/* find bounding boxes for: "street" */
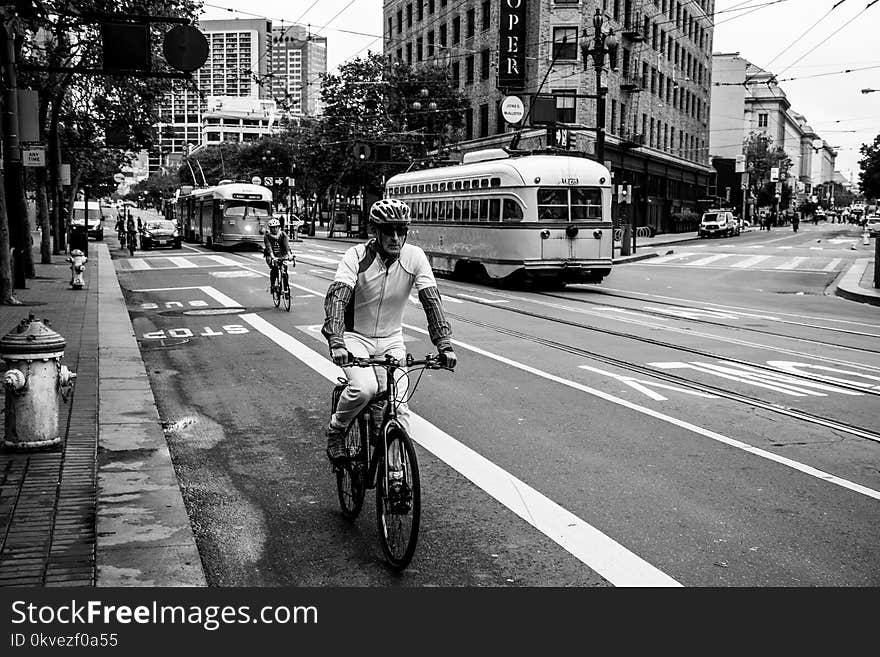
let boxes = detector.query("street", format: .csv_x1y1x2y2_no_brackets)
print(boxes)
110,221,880,586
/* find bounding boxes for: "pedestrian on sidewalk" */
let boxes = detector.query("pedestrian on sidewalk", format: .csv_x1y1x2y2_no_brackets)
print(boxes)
792,212,799,232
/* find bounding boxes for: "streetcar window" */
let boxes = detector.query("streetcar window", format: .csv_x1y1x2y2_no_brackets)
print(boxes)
224,202,247,216
462,180,470,190
431,201,438,221
438,201,447,221
471,199,480,221
537,188,569,221
571,187,603,220
440,183,447,191
503,199,524,222
460,199,471,220
489,198,501,221
418,185,424,193
472,179,480,189
480,179,489,188
432,183,439,192
490,177,501,187
480,198,489,221
248,202,271,217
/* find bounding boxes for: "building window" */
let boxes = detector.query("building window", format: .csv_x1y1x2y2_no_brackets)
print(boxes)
479,103,489,138
417,37,423,61
439,23,447,47
429,0,435,14
465,54,474,84
467,8,475,38
406,42,412,64
418,1,424,21
482,1,490,30
451,61,460,86
553,89,576,123
480,48,490,80
427,30,435,57
407,3,413,28
758,113,768,128
396,9,402,33
465,106,473,140
552,27,578,60
453,16,461,44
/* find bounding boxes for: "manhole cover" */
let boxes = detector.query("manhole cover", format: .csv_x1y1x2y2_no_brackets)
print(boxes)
182,307,245,316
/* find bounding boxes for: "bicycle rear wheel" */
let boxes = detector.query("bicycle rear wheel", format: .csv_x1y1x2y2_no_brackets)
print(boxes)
281,269,291,312
376,428,421,570
336,415,368,519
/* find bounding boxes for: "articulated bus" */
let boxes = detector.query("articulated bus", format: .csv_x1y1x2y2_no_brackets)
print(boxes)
385,149,613,286
175,181,273,249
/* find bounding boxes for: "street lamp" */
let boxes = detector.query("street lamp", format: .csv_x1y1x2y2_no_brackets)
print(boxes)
581,9,618,164
410,87,439,153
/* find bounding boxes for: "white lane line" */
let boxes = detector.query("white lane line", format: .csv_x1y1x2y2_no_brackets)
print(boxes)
823,258,842,271
131,285,241,308
168,257,197,268
731,255,771,269
457,294,509,304
778,246,793,250
775,257,807,270
401,324,880,503
687,253,737,267
744,245,764,249
240,312,680,587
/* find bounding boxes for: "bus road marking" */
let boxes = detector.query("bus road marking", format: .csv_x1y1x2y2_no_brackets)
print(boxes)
579,365,719,401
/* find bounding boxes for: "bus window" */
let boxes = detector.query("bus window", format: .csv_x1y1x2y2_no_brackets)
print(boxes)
480,198,489,221
537,188,569,221
571,187,603,220
503,199,524,222
224,202,247,217
489,198,500,221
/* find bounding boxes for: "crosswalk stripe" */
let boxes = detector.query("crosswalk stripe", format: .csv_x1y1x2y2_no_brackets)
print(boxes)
650,252,694,264
686,253,737,266
125,259,150,270
731,255,771,268
168,257,196,268
207,255,240,265
775,257,807,270
778,246,793,250
823,258,842,271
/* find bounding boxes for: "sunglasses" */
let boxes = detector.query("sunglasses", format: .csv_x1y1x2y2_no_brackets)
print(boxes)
378,225,409,237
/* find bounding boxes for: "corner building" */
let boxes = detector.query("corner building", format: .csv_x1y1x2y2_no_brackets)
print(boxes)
383,0,715,233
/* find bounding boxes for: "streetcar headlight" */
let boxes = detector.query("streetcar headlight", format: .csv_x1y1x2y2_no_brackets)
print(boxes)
593,229,602,239
540,229,550,239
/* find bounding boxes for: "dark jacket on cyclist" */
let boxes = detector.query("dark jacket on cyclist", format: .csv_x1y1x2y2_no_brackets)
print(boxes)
263,229,292,261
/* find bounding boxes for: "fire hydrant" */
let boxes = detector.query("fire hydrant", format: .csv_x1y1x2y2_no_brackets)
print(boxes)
0,315,76,449
67,249,87,289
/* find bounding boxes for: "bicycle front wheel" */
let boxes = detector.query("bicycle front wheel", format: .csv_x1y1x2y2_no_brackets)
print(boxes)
376,428,421,570
281,270,291,312
271,276,281,308
336,415,368,520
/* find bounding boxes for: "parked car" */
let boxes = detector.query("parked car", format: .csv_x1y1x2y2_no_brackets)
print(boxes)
140,219,181,249
866,215,880,237
698,210,739,238
71,200,107,240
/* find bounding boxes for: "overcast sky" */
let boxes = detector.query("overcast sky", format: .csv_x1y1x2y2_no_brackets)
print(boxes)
200,0,879,181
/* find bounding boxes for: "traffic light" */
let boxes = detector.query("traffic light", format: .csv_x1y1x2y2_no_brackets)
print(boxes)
352,142,396,163
617,184,631,204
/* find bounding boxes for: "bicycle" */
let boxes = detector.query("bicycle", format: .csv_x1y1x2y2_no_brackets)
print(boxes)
126,230,137,257
269,256,294,311
331,353,452,570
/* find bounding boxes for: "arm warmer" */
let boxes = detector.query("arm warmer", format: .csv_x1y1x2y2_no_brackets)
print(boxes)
322,281,353,350
418,286,453,351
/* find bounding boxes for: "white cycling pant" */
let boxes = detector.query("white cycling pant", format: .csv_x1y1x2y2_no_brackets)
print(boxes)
330,331,411,435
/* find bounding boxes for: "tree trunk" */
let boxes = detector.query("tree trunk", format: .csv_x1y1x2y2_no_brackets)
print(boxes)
35,167,51,263
0,168,19,304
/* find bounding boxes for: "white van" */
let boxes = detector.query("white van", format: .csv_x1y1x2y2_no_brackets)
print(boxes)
698,210,739,238
71,201,107,240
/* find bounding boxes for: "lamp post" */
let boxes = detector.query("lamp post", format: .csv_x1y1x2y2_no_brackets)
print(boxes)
410,87,438,156
581,9,618,164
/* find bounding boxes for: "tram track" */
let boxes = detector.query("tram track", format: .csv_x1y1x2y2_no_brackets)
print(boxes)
203,247,880,441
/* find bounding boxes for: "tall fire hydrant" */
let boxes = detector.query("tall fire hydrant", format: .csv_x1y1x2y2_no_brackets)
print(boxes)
1,315,76,449
67,249,87,289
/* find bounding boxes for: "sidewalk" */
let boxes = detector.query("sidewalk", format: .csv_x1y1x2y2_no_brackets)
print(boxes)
835,258,880,307
0,240,205,587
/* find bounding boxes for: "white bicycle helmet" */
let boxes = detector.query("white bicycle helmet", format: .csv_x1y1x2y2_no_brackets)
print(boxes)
369,198,411,225
267,218,280,228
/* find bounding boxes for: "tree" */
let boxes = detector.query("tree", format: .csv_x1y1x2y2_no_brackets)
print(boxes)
858,134,880,200
744,132,791,209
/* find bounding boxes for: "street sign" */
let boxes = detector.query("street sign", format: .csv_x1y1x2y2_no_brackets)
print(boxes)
113,173,125,183
555,128,570,149
263,176,273,187
734,155,746,173
60,164,70,185
21,147,45,167
500,95,525,124
163,25,209,73
251,176,261,185
770,167,779,182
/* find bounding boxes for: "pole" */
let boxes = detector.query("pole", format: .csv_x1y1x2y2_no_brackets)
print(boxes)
595,67,605,164
1,17,26,287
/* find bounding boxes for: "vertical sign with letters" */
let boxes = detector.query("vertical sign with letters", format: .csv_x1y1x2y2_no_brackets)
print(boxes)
498,0,526,90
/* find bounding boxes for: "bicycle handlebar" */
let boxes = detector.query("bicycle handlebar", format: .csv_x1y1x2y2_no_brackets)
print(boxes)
347,353,452,371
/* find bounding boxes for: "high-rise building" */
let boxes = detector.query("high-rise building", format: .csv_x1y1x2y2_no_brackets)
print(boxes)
383,0,715,233
151,18,272,174
270,24,327,118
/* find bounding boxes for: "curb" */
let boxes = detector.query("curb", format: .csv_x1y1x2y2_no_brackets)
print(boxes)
613,251,660,264
95,243,207,586
834,258,880,307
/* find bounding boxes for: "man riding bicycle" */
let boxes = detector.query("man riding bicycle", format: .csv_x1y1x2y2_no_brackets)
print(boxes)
263,217,293,292
321,198,457,473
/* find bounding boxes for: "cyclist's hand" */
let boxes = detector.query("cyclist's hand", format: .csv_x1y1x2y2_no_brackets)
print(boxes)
331,347,351,367
438,349,457,370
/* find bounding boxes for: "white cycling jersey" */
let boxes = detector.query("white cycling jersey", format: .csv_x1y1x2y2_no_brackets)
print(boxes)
331,240,437,339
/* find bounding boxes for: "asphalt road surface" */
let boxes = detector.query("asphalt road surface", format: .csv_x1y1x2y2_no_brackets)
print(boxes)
110,221,880,586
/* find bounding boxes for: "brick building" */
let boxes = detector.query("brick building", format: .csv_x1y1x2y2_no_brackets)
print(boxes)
382,0,715,233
